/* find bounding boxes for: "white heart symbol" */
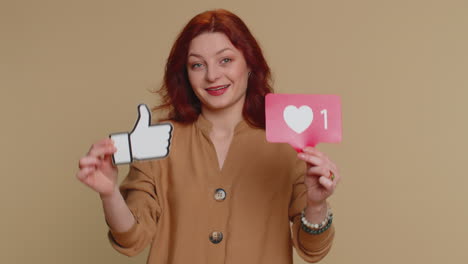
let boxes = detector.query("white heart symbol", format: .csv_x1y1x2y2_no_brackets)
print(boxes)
283,105,313,134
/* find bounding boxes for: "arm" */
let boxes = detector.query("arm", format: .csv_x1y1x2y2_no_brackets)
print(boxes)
289,161,335,263
100,187,135,234
76,138,162,256
106,161,162,257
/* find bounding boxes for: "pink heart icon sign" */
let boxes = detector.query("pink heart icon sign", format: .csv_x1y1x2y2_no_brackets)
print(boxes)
265,94,342,151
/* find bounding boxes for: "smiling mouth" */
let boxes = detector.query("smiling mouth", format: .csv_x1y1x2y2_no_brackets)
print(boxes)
206,84,230,91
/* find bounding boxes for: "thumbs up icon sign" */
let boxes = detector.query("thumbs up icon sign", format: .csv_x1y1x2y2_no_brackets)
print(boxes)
110,104,173,165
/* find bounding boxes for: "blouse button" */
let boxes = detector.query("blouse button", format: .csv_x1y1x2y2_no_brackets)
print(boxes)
209,231,223,244
214,188,226,201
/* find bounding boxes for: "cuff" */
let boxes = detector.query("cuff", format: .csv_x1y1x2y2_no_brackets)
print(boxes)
107,208,140,248
298,223,335,254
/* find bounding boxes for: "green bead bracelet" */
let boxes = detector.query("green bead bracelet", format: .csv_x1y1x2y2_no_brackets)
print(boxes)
301,213,333,235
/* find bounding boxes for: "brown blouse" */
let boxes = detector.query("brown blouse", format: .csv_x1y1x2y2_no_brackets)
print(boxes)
106,115,334,264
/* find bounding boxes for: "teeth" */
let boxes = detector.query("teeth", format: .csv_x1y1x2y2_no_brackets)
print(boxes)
208,85,229,91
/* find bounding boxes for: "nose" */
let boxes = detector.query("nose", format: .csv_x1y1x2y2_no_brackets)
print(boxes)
205,65,221,82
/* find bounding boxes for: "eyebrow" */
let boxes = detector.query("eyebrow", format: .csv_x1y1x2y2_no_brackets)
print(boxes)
188,48,233,59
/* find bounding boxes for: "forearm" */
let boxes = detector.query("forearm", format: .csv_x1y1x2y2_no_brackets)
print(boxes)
304,200,328,223
292,200,335,263
100,187,136,233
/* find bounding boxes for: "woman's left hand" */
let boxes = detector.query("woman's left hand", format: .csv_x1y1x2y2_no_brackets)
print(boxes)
297,147,340,206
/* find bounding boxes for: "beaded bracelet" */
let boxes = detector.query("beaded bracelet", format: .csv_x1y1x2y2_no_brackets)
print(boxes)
300,208,333,235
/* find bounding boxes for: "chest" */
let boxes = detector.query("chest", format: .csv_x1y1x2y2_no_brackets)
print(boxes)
210,134,233,170
160,126,298,201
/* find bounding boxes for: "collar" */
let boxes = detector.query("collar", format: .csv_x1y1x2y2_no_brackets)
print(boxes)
195,114,250,136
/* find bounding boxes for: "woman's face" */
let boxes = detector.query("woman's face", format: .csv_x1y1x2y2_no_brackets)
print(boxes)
187,32,250,113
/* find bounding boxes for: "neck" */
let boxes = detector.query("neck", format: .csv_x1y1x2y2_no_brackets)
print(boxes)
201,103,244,136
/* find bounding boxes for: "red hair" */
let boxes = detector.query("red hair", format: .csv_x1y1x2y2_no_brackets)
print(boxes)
155,9,273,129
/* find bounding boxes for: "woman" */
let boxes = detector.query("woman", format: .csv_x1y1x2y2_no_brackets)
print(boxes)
76,9,340,264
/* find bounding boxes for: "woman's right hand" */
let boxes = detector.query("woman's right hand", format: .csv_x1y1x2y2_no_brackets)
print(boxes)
76,138,119,198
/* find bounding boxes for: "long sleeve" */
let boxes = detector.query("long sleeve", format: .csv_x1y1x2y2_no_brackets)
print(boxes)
101,118,336,264
107,160,162,257
289,158,335,263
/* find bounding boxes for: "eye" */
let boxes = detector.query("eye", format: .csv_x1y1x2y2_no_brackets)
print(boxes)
190,63,203,69
221,58,232,64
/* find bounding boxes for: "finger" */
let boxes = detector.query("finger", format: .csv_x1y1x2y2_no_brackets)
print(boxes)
298,153,323,167
134,104,151,131
102,154,117,169
329,162,338,174
307,166,329,177
79,156,101,169
330,169,341,185
76,167,95,181
88,144,117,158
302,147,326,158
318,176,334,192
88,138,114,152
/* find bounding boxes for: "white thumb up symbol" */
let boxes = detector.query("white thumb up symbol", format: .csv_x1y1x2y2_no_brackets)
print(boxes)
110,104,173,165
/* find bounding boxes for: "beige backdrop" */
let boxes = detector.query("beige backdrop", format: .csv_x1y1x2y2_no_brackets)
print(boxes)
1,0,467,263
